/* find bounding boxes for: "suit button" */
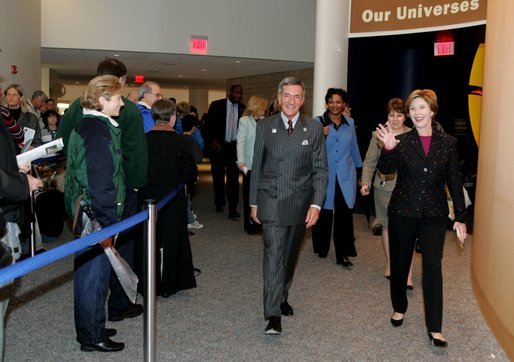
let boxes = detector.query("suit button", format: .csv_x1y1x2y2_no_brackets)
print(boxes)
423,168,428,172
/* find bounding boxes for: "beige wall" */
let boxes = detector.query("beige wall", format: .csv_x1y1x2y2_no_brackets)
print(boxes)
472,1,514,359
0,0,41,96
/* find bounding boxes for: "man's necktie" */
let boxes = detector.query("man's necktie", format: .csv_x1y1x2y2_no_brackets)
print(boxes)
228,105,236,141
287,120,293,136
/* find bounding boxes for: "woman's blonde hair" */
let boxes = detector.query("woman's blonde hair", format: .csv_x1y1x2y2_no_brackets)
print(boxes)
243,95,268,118
81,75,123,111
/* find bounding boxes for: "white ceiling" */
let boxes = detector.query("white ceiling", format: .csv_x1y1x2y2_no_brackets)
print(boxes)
42,48,314,89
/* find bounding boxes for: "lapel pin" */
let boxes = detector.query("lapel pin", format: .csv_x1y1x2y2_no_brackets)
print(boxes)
303,127,307,132
272,128,277,133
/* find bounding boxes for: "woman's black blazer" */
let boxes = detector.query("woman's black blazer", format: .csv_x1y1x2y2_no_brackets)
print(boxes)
377,128,466,223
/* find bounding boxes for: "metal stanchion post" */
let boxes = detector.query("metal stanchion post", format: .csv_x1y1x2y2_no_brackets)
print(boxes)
144,200,157,362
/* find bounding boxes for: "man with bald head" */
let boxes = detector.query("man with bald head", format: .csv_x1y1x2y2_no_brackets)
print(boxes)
137,81,163,133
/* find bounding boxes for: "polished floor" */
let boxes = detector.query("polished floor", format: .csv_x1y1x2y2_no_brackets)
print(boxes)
4,167,508,361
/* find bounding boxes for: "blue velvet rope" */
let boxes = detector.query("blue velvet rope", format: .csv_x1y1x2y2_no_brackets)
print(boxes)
0,184,184,286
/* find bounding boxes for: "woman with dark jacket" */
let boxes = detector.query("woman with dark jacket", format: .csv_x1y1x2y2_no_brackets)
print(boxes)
376,89,467,348
64,75,126,352
138,99,197,297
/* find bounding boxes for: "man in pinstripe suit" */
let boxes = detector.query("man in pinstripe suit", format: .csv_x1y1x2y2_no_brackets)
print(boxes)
249,77,328,335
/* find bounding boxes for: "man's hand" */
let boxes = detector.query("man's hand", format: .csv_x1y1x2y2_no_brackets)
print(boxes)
250,206,261,224
99,236,113,249
305,207,320,228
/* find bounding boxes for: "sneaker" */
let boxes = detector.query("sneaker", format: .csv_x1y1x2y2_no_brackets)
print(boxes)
187,221,204,229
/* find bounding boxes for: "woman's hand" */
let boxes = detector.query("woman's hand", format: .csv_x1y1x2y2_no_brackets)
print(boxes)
453,221,467,247
237,162,245,172
18,160,31,173
360,184,370,196
376,124,400,151
323,126,329,136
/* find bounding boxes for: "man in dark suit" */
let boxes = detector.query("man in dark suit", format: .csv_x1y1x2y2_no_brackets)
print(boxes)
249,77,328,335
205,85,245,219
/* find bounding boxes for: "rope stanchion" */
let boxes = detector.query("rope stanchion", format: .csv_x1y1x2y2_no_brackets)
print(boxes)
0,184,184,286
144,200,157,362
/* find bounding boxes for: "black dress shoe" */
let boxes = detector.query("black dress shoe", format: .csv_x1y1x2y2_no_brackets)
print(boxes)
105,328,117,337
228,211,241,219
215,207,224,213
427,331,448,348
265,316,282,335
280,301,294,316
80,338,125,352
339,257,353,268
108,304,144,322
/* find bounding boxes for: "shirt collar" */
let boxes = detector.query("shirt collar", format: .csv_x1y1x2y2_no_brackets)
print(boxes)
281,112,300,128
138,101,151,109
83,108,119,127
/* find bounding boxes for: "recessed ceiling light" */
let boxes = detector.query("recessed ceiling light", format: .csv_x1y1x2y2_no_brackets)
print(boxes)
178,75,183,78
113,54,119,57
201,69,207,72
75,81,80,84
235,60,241,64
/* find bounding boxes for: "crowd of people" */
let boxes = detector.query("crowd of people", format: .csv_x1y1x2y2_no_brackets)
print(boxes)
0,60,470,355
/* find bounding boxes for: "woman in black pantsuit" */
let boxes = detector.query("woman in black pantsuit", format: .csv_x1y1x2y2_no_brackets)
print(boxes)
376,89,467,348
138,99,197,297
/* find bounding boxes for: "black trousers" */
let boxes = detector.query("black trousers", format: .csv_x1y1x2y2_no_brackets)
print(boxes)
389,214,447,332
312,181,356,263
209,141,239,213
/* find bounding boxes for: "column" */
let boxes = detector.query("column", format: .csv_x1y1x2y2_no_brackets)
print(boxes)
472,1,514,359
312,0,351,117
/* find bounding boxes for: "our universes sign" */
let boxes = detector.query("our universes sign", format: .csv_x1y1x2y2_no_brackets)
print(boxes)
350,0,487,37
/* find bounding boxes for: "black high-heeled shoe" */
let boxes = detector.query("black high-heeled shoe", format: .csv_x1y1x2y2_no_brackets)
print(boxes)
427,331,448,348
390,314,403,327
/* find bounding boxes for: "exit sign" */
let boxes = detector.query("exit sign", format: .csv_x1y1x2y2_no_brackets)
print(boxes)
190,36,208,55
434,41,454,56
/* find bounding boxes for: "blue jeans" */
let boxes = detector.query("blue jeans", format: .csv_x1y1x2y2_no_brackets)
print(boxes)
74,246,111,344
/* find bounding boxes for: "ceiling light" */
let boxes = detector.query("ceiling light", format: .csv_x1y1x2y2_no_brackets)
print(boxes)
235,60,241,64
201,69,207,72
178,75,183,78
113,54,119,57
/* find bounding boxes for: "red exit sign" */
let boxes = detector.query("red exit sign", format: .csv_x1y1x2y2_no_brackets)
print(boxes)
190,36,208,55
434,41,455,56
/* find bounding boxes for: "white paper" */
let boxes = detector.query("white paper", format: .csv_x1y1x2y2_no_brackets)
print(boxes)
21,127,36,153
16,138,64,163
104,246,139,304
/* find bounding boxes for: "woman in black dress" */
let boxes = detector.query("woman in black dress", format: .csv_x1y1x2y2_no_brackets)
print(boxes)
138,99,197,297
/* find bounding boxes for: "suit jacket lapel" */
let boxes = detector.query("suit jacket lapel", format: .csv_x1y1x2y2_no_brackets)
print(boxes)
426,129,443,161
281,115,309,154
405,129,426,160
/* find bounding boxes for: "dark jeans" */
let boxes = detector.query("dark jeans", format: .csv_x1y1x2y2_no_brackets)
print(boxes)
389,215,447,332
74,246,111,344
209,141,239,213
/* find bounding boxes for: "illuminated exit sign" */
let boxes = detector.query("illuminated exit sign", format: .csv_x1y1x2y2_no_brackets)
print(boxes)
434,41,455,56
190,36,208,55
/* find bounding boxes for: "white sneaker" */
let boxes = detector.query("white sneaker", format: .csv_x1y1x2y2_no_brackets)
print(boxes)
187,221,204,229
